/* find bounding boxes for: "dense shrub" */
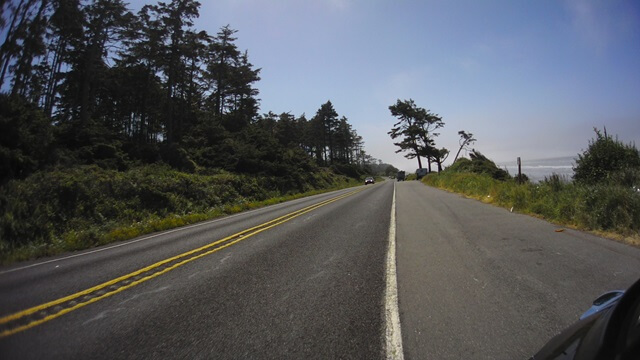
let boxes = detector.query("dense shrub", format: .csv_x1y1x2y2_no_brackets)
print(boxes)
0,94,54,183
425,143,640,237
330,163,365,179
424,171,639,236
0,165,356,262
447,150,511,181
577,185,640,232
160,144,197,173
574,129,640,186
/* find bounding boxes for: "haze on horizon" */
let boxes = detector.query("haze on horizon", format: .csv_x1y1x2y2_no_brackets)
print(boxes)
127,0,640,172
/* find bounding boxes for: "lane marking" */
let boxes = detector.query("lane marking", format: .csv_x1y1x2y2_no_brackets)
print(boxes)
0,189,364,337
0,188,354,276
385,183,404,359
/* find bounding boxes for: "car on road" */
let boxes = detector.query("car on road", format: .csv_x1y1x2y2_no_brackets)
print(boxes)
416,168,428,180
364,177,375,185
531,276,640,360
396,171,405,181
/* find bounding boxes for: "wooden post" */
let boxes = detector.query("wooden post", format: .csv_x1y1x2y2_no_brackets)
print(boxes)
517,157,522,184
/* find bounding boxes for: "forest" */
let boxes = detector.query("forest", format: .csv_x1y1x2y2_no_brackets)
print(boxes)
0,0,381,180
0,0,397,262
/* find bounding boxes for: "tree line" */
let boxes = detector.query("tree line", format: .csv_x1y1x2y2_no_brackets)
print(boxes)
0,0,371,185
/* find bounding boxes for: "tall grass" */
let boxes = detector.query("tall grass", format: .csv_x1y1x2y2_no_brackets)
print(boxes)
424,172,640,240
0,164,360,263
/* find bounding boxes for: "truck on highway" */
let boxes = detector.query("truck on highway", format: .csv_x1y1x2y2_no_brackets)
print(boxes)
396,171,406,181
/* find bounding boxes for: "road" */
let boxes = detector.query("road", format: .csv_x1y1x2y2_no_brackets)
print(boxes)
395,181,640,359
1,180,640,359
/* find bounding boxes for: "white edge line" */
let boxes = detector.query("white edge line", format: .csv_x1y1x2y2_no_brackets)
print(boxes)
0,188,353,276
385,183,404,359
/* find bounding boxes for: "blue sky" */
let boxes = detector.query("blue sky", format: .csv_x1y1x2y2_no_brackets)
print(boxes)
129,0,640,171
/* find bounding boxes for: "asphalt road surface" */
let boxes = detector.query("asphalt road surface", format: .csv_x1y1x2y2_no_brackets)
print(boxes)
2,180,640,359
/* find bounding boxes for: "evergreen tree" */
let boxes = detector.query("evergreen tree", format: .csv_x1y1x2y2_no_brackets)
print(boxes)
39,0,84,117
204,26,260,132
311,101,339,165
7,0,49,99
388,99,445,171
333,116,353,164
0,3,367,181
275,112,299,148
142,0,201,144
53,0,131,152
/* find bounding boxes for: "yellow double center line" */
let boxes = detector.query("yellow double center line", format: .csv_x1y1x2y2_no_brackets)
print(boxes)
0,188,363,338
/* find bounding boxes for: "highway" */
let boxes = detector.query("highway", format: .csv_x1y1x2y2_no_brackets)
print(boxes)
395,181,640,359
1,180,640,359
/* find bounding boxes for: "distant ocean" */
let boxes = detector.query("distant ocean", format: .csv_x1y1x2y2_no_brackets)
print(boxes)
497,156,576,183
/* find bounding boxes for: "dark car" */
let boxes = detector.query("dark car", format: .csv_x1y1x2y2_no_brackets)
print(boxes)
364,177,375,185
532,276,640,360
396,171,405,181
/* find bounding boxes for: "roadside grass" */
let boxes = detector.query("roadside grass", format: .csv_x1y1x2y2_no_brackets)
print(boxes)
0,165,361,264
423,172,640,247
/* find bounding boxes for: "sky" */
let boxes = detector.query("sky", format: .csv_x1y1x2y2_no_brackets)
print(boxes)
128,0,640,172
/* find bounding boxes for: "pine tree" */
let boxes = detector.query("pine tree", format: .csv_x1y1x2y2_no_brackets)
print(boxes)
203,26,260,132
311,101,339,165
388,99,444,170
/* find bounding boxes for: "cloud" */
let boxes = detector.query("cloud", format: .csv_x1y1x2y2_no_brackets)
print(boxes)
457,57,480,72
373,68,429,108
327,0,351,11
564,0,611,53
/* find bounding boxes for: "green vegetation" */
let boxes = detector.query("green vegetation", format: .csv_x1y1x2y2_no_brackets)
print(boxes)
388,99,477,174
388,99,447,172
423,132,640,246
0,165,359,263
444,150,511,181
0,1,397,264
573,128,640,187
452,131,476,164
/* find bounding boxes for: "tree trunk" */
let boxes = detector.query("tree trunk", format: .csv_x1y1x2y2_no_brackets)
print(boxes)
43,38,63,116
453,146,463,163
0,0,31,88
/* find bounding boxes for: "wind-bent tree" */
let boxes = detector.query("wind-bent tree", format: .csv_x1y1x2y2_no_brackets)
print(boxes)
453,130,476,163
431,147,449,172
416,110,444,172
388,99,445,170
388,99,424,168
